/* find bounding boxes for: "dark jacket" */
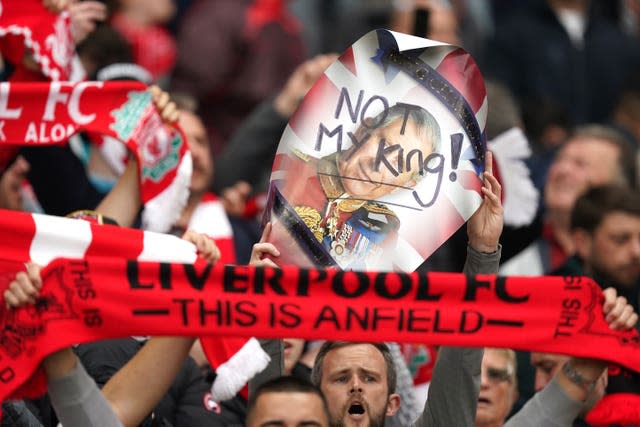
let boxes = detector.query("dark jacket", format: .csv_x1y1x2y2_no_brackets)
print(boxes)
75,338,246,427
486,0,640,125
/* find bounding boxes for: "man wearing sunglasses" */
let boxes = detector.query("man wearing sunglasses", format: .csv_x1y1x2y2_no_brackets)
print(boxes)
476,288,637,427
475,348,518,427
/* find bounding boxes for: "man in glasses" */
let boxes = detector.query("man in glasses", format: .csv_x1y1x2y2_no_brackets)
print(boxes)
477,325,635,427
475,349,519,427
306,283,637,427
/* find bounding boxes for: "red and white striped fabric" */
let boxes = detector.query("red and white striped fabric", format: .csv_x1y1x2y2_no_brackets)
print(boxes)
0,208,196,267
186,193,270,402
0,81,192,234
187,193,236,265
0,0,75,82
0,208,269,402
269,30,488,272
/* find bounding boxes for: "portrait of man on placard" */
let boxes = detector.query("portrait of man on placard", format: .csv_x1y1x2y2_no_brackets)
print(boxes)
265,29,487,272
276,103,441,271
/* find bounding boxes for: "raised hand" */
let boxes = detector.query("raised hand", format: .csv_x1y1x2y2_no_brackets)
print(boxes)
221,180,252,217
4,263,42,309
181,230,221,263
69,1,107,43
250,222,280,268
150,86,179,124
273,53,338,118
602,287,638,330
467,151,503,253
0,155,30,211
42,0,73,14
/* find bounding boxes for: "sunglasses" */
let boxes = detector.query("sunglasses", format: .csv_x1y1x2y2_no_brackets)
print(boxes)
486,367,513,384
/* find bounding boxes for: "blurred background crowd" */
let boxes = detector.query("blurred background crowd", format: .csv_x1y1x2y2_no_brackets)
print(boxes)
1,0,640,426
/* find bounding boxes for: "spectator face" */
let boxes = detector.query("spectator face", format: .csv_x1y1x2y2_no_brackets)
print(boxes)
544,138,620,213
575,211,640,287
337,118,432,200
318,344,399,427
179,110,212,196
428,5,460,45
530,353,568,392
247,391,329,427
476,349,517,427
122,0,176,24
284,338,305,375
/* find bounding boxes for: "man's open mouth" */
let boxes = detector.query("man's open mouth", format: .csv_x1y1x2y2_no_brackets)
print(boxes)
478,397,491,405
348,403,365,415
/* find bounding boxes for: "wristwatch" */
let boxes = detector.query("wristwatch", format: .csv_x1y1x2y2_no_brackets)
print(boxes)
562,361,597,393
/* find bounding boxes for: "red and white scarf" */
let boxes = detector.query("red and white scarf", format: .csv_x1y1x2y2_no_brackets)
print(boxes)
0,208,639,424
187,193,270,401
0,208,268,403
0,81,191,233
0,0,75,82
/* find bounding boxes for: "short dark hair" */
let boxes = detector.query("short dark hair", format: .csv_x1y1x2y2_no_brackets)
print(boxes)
76,26,133,79
571,185,640,233
310,342,397,393
247,376,329,424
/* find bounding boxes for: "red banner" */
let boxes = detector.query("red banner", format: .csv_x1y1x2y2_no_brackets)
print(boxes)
0,81,143,144
1,257,638,404
0,82,191,232
0,81,186,200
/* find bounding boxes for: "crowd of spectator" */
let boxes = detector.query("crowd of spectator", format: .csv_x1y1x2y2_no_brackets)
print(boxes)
1,0,639,426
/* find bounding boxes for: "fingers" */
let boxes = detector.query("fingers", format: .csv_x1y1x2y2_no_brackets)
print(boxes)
221,181,252,216
251,257,280,269
150,86,179,124
251,242,280,260
0,156,31,210
71,2,107,24
480,174,502,211
151,86,169,109
4,268,41,308
149,85,162,100
4,288,22,309
69,1,107,43
259,222,272,244
5,156,30,189
609,304,636,330
249,224,279,265
26,263,43,291
480,151,502,205
274,53,337,117
181,230,221,263
250,242,280,266
603,288,638,330
11,156,30,177
620,308,638,330
160,100,179,123
43,0,73,13
602,287,617,314
481,172,501,202
303,53,338,83
484,150,493,177
605,295,626,325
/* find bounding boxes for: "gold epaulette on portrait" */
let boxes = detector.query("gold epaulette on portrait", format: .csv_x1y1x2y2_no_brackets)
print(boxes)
365,202,397,217
293,205,324,242
292,148,311,162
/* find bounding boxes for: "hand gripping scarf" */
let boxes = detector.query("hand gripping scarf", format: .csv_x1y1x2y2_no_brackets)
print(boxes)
0,209,638,416
0,81,191,232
